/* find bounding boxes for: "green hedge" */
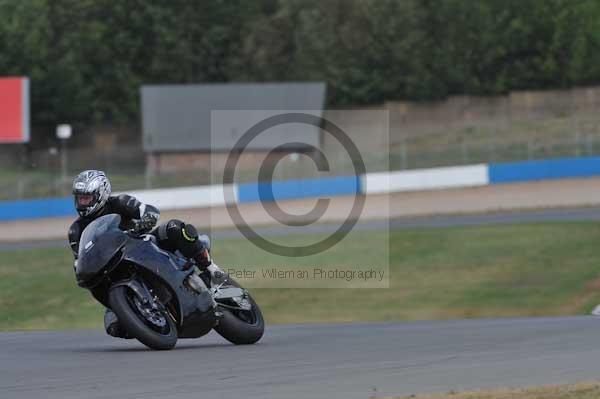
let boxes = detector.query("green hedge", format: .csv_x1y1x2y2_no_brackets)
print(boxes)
1,0,600,133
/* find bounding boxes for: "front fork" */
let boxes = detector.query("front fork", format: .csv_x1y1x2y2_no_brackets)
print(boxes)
111,277,174,323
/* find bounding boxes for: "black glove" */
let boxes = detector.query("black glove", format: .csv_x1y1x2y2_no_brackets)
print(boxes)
132,213,158,235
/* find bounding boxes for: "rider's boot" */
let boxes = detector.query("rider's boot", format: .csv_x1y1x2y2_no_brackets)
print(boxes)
206,263,227,286
104,308,132,339
194,244,227,286
182,255,225,292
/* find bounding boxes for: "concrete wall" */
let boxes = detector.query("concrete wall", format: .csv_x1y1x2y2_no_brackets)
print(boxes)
388,86,600,142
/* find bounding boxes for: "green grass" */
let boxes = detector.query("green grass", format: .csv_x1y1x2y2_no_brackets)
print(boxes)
0,168,213,201
391,111,600,170
2,222,600,330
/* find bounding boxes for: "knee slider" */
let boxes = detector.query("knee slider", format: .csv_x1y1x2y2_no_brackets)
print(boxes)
179,224,203,259
181,224,199,242
162,219,204,259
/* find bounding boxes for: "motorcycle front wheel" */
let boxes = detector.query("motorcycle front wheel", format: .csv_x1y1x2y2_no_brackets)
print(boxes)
109,285,178,350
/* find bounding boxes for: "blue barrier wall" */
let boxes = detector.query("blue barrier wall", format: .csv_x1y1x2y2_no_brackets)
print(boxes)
237,175,361,203
0,197,74,221
7,156,600,222
489,157,600,184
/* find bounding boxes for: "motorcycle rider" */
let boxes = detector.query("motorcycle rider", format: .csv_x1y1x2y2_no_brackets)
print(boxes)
68,170,224,338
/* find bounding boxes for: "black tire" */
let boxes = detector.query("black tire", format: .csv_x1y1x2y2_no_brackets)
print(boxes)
108,285,178,350
214,279,265,345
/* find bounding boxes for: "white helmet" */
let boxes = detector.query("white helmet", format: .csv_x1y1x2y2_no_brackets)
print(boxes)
72,170,112,217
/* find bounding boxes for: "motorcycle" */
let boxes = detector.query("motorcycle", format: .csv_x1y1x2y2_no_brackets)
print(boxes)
75,213,264,350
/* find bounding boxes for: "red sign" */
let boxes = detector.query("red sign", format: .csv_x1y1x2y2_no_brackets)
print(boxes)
0,77,29,143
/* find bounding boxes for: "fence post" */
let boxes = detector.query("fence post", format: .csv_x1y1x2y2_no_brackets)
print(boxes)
400,138,407,170
488,136,496,163
145,152,153,189
17,177,25,199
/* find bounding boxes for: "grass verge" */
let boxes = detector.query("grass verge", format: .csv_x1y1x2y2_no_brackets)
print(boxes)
392,382,600,399
2,222,600,330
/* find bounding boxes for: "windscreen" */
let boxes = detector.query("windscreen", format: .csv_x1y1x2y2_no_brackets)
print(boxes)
78,214,122,259
76,214,127,283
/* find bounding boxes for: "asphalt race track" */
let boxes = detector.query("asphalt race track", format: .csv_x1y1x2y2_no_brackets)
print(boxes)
4,208,600,398
2,316,600,398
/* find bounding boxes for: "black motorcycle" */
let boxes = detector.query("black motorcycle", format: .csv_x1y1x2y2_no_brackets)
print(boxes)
75,214,264,350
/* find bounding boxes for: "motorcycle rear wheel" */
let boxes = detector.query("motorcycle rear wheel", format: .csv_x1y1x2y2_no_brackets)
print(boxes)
214,278,265,345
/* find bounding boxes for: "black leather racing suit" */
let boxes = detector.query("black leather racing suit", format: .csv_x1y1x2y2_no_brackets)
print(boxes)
68,194,159,258
68,194,209,263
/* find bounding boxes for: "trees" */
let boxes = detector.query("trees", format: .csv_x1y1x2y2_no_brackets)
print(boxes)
0,0,599,130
